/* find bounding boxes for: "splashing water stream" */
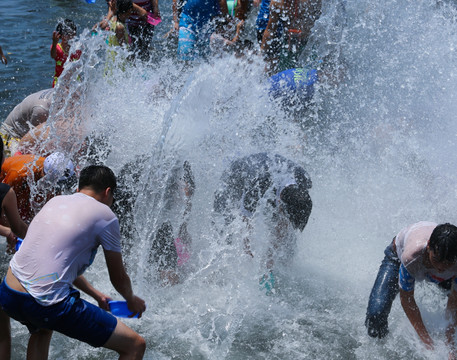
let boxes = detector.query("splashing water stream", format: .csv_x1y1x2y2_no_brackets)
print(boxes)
3,0,457,358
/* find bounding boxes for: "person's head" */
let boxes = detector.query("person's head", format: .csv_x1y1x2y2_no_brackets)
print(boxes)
56,19,77,39
427,223,457,272
279,184,312,232
116,0,133,18
44,152,75,182
78,165,117,206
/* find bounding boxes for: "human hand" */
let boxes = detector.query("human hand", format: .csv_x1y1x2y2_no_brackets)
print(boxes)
126,295,146,318
164,24,179,39
97,293,112,311
52,31,61,44
108,0,116,13
421,335,434,351
160,269,180,286
5,231,16,254
1,54,7,65
449,350,457,360
259,271,275,295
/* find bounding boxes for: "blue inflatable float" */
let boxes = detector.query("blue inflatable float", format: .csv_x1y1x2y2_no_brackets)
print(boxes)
268,67,318,106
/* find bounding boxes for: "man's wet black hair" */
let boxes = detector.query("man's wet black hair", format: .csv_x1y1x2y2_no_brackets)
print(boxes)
79,165,117,193
56,19,77,36
116,0,133,15
280,184,312,232
429,223,457,263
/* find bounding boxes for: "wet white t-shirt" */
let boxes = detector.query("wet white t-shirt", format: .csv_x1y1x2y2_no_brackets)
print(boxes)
2,88,54,138
396,221,457,291
10,192,121,305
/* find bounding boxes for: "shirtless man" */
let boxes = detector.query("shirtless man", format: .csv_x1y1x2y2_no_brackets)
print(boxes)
260,0,322,74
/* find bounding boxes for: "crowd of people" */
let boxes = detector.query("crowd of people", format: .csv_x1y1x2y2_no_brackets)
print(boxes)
1,0,457,359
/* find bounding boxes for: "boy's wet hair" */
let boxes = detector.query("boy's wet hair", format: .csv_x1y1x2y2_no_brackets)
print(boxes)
280,184,312,232
429,223,457,263
116,0,133,15
79,165,117,193
56,19,77,37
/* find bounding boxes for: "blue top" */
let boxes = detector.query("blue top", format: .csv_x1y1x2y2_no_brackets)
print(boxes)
256,0,271,31
181,0,221,27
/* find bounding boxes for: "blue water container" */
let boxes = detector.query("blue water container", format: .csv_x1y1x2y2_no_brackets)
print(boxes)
108,301,140,318
15,238,23,251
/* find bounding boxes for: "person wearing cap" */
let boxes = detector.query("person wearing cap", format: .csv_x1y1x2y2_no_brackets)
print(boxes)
0,152,75,222
213,152,312,294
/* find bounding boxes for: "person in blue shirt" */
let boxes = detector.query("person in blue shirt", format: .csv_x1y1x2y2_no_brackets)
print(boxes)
176,0,229,61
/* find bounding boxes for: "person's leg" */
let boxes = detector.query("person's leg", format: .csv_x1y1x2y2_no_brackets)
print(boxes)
26,329,52,360
0,309,11,359
103,320,146,360
365,240,400,338
177,14,197,62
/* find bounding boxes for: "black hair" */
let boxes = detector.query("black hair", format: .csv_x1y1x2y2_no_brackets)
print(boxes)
116,0,133,15
56,19,77,37
429,223,457,263
79,165,117,193
280,184,312,232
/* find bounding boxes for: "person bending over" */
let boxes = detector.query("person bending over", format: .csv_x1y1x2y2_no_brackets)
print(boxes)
366,222,457,358
0,165,146,359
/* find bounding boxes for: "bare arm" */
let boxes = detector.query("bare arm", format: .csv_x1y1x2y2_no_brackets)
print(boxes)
235,0,249,21
400,288,434,349
50,32,60,59
104,249,146,317
73,275,112,310
133,3,148,20
150,0,160,17
0,46,7,65
231,20,245,43
2,189,28,239
447,287,457,358
172,0,180,30
260,0,281,73
219,0,229,17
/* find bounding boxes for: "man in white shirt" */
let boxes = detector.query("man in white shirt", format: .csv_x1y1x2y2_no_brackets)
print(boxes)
0,165,146,359
366,222,457,357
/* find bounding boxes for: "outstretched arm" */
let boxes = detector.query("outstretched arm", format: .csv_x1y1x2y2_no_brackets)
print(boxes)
400,288,434,349
447,287,457,358
2,188,28,239
0,46,7,65
133,3,148,20
73,275,111,310
149,0,160,17
50,32,60,59
104,249,146,317
260,0,281,74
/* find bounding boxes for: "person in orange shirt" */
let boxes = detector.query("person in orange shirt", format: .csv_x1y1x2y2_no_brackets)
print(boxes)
0,152,75,223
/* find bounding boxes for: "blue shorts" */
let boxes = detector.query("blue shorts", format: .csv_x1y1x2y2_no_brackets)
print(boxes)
0,279,118,348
